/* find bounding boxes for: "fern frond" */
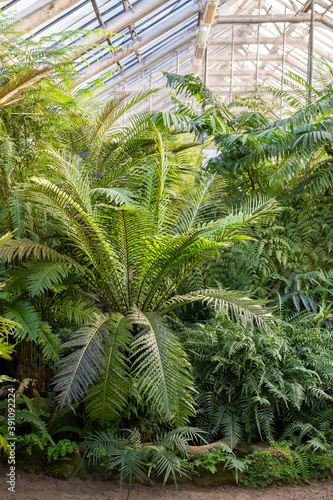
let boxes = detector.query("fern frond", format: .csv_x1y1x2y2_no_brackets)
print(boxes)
131,310,195,426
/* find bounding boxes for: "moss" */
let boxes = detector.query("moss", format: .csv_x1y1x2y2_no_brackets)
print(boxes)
192,462,240,486
307,451,333,479
46,450,87,480
16,445,46,473
240,446,298,488
239,445,333,488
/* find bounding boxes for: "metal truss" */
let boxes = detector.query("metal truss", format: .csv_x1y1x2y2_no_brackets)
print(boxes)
5,0,333,107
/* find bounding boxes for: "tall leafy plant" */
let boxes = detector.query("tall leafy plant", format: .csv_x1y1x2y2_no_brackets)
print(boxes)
0,129,277,426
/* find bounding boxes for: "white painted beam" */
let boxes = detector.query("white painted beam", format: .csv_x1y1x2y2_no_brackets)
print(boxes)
208,70,289,77
208,36,333,60
215,13,323,24
208,53,297,62
209,36,313,47
95,29,197,98
14,0,82,32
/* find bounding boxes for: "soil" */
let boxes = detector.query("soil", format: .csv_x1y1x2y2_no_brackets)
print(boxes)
1,469,333,500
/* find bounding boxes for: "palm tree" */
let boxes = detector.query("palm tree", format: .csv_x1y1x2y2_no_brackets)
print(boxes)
0,126,277,427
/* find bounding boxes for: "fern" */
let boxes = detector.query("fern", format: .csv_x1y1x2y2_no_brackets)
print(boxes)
291,450,310,481
4,301,39,342
26,262,70,297
37,322,61,363
53,299,99,326
52,313,113,407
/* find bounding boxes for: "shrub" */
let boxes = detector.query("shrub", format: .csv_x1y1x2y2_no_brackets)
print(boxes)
47,439,79,462
182,317,333,447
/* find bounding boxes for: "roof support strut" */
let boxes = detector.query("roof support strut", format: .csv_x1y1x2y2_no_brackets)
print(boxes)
95,29,197,98
214,13,323,24
75,0,172,47
87,9,328,81
84,0,205,79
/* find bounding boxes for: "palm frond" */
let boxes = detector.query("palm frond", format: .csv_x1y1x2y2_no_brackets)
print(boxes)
52,313,112,406
131,310,195,426
85,314,132,425
161,288,274,332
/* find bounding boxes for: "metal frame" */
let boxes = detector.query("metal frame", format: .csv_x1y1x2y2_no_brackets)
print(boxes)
7,0,333,107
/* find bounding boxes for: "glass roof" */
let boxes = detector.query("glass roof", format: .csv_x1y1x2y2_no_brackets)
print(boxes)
3,0,333,109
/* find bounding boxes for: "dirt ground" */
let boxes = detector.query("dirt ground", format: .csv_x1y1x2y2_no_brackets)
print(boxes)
1,470,333,500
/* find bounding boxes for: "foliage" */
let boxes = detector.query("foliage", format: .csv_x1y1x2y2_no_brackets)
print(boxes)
212,201,333,315
165,64,333,315
83,427,202,499
189,448,227,475
240,442,333,487
240,445,299,487
1,13,333,474
0,390,82,456
182,317,333,446
0,312,19,452
185,445,246,483
0,137,276,427
47,439,79,462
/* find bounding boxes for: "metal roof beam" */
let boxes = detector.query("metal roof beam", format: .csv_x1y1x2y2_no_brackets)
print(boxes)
209,36,306,46
121,52,193,89
122,0,138,41
15,0,82,32
122,0,141,63
257,0,312,72
87,6,329,81
208,70,294,77
95,28,197,98
215,13,323,24
208,53,302,62
74,0,174,47
84,0,205,79
209,55,308,76
215,12,333,30
90,0,106,29
209,37,333,61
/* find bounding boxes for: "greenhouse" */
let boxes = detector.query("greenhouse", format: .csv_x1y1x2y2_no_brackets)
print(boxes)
1,1,333,499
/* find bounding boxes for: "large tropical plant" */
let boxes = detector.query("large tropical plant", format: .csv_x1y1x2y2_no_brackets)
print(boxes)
0,127,277,427
163,67,333,316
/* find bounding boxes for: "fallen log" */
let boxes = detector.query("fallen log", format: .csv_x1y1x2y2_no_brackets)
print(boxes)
79,438,231,456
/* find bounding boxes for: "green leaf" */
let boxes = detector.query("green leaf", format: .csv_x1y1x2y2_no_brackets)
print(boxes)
26,262,70,297
4,301,39,342
37,322,61,362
